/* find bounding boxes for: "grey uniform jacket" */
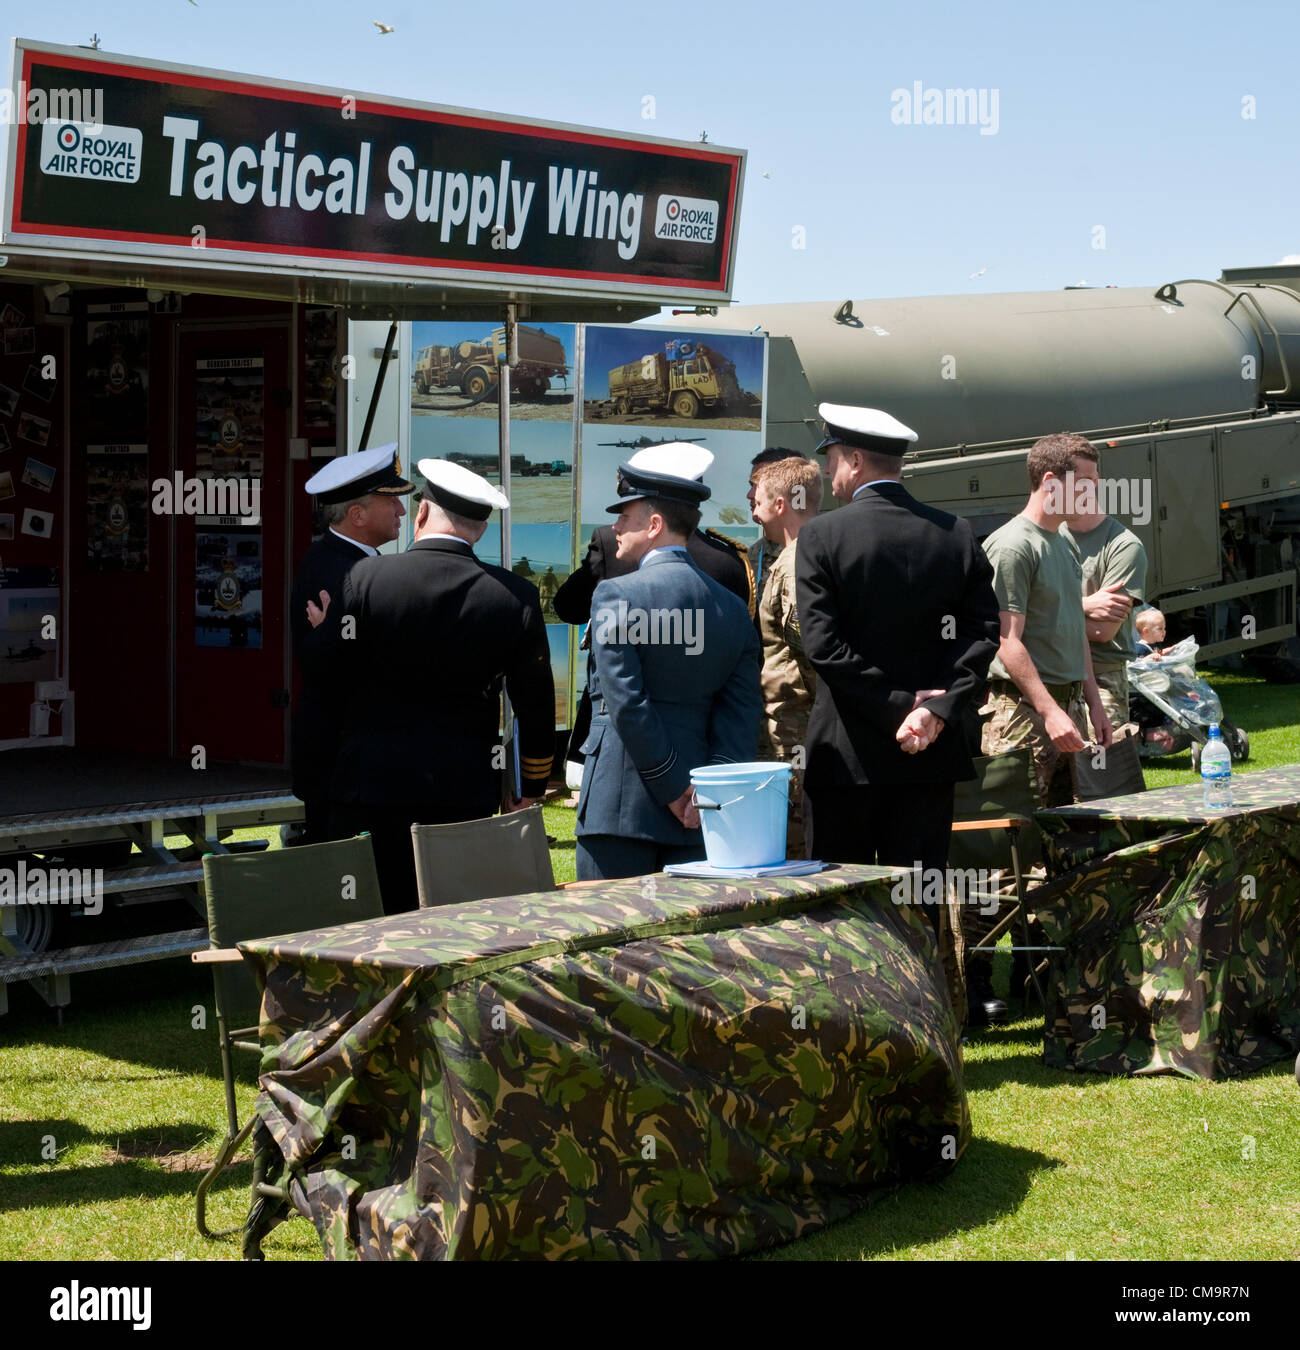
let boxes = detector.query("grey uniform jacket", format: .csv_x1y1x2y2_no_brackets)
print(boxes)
576,549,761,845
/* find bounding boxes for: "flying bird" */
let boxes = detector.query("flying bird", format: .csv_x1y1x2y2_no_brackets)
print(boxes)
969,267,987,279
761,171,772,179
374,20,394,34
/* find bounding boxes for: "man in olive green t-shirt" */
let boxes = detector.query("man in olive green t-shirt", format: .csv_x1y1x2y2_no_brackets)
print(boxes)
979,434,1114,809
1061,512,1147,740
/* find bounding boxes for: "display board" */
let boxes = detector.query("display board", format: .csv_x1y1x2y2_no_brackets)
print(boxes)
408,321,768,729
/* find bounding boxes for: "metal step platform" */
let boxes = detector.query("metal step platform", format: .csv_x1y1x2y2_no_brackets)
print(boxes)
0,749,302,1016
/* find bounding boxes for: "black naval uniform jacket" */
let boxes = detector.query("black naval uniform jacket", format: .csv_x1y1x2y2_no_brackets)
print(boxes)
330,536,555,815
795,480,1000,786
289,529,372,809
553,524,753,624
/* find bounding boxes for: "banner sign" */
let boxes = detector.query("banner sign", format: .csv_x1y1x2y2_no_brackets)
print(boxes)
3,42,744,301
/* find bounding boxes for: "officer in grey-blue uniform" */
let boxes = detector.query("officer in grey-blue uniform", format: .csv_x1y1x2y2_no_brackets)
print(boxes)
575,453,762,881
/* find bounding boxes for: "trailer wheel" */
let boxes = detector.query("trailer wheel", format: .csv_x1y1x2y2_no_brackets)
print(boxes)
463,367,494,401
673,390,700,419
13,886,54,954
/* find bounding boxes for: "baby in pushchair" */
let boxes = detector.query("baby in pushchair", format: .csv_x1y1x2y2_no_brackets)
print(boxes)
1126,611,1249,765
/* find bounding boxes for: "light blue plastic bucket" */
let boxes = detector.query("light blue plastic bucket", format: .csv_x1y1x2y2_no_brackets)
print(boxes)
689,762,792,868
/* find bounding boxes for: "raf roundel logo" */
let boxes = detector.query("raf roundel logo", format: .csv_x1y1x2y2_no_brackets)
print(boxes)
57,124,81,153
665,198,681,221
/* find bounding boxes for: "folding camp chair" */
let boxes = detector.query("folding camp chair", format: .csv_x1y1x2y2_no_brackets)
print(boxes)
1070,731,1146,802
193,833,384,1240
950,748,1058,1016
411,804,556,907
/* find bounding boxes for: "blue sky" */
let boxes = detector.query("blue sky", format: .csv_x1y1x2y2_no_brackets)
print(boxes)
7,1,1300,304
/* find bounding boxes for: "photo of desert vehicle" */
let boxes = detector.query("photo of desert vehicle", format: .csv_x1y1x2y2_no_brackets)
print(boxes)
412,324,569,403
596,342,755,420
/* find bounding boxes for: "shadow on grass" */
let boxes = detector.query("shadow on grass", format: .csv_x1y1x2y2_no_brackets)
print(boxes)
0,1119,239,1212
2,963,255,1086
752,1136,1060,1260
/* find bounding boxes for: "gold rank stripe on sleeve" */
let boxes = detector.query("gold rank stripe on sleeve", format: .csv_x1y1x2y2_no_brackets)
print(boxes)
520,756,554,774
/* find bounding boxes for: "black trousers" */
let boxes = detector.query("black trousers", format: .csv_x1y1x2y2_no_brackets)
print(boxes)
576,834,707,882
802,780,956,938
329,798,494,915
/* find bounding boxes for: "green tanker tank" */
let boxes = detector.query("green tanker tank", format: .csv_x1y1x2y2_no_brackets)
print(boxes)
677,265,1300,678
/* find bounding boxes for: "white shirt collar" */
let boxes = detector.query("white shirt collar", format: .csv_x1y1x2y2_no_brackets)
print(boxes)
639,544,689,568
852,479,900,499
420,532,472,546
329,527,377,556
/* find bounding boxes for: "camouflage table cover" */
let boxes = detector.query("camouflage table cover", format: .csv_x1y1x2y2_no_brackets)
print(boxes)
237,864,968,1260
1032,765,1300,1078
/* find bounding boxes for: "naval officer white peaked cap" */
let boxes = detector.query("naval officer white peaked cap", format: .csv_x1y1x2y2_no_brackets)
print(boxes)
304,442,414,503
417,457,511,521
815,403,919,454
625,442,715,482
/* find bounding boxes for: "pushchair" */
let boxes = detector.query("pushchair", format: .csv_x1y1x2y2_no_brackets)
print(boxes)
1125,636,1249,769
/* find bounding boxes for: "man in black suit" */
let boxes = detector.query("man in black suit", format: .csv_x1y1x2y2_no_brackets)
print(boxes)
290,443,413,844
329,459,555,913
796,404,1000,938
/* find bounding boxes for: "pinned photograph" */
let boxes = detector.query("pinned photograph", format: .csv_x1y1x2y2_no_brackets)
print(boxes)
0,514,12,542
21,507,53,538
410,319,575,421
22,363,55,402
3,328,35,357
0,384,18,418
0,471,12,500
0,303,25,328
583,326,763,431
17,412,51,447
21,458,56,493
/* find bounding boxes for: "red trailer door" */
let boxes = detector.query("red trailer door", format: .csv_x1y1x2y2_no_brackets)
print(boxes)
172,324,290,765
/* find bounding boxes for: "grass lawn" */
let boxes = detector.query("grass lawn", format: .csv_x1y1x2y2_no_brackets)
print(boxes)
1,670,1297,1261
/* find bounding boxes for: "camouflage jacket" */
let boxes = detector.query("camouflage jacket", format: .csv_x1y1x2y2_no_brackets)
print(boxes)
759,542,816,758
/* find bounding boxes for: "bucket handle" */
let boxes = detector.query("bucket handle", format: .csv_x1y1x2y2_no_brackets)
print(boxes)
691,774,781,812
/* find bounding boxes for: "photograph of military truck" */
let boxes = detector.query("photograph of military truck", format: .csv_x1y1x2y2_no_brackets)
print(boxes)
583,326,763,431
672,264,1300,683
410,417,574,524
410,320,574,420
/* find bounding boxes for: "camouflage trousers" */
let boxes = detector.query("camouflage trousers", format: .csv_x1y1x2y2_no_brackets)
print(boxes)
1090,665,1134,741
979,688,1089,810
762,714,809,859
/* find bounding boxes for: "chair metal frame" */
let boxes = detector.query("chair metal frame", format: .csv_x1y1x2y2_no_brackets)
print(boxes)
193,833,383,1242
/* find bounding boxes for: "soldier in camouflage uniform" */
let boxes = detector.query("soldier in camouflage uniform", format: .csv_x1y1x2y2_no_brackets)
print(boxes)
973,434,1116,1020
752,457,823,857
746,447,804,621
1061,509,1147,740
979,434,1115,808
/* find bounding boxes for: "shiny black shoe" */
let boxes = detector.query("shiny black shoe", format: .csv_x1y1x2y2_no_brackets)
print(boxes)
965,998,1008,1030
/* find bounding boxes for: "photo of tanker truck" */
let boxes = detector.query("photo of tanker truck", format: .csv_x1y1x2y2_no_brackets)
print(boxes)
412,324,568,402
674,264,1300,679
605,342,745,419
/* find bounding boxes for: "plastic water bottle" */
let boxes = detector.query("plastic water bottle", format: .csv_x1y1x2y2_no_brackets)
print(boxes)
1200,724,1233,810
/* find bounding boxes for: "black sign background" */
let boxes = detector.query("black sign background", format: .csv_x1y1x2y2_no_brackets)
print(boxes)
9,50,740,294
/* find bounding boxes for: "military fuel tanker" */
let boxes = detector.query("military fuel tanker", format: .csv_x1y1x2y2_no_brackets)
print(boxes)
675,263,1300,677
